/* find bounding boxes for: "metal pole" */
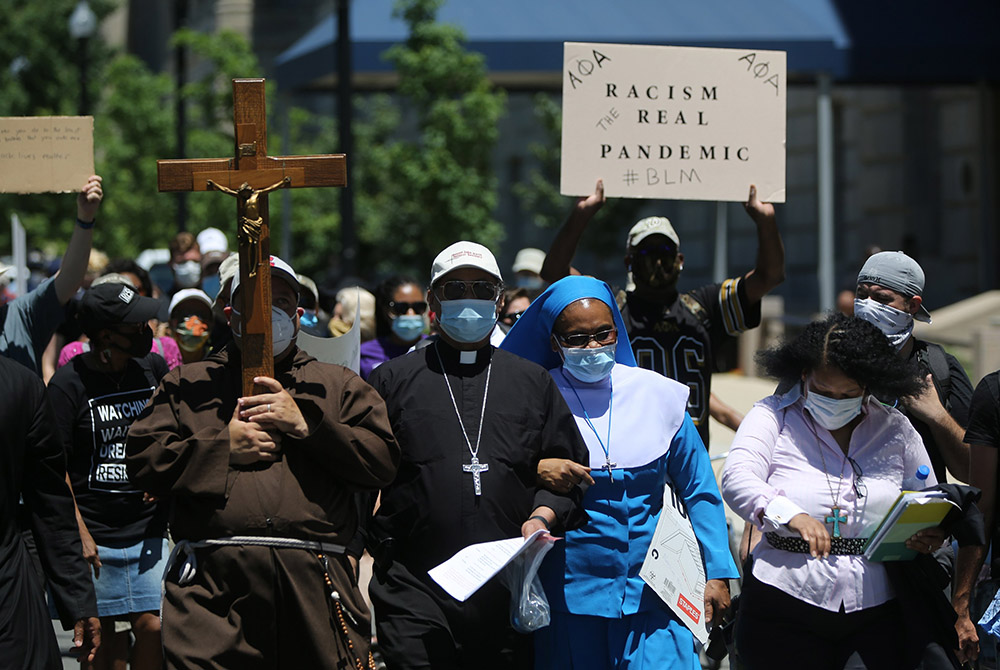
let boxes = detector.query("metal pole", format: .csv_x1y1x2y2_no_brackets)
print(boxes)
337,0,356,277
713,201,728,284
175,0,188,232
817,73,835,313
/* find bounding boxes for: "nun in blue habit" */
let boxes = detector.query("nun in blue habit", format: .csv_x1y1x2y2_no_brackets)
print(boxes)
501,276,738,670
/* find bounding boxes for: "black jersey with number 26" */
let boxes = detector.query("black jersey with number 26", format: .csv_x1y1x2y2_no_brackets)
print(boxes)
619,277,760,447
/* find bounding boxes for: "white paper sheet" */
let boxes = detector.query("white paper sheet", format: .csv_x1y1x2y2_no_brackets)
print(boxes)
640,480,710,645
429,529,549,602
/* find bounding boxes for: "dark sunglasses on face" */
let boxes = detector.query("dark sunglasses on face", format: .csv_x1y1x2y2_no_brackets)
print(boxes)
500,310,525,325
635,244,676,258
388,300,428,316
435,280,502,302
555,327,618,348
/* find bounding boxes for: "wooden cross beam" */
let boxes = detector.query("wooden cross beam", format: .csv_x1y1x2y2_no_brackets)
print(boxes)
157,78,346,396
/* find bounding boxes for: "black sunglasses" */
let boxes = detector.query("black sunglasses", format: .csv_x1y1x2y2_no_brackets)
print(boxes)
435,280,502,302
500,310,525,325
555,327,617,348
635,244,677,257
847,456,867,499
388,300,428,316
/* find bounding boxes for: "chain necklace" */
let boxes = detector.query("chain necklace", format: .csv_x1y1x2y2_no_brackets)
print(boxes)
809,415,849,538
560,369,616,481
435,344,492,497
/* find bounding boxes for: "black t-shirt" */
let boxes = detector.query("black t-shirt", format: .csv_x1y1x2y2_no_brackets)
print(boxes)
620,277,761,445
47,353,169,546
965,372,1000,575
895,339,975,482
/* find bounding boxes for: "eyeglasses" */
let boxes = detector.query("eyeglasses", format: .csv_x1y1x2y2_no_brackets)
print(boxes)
434,280,502,302
388,300,428,316
500,310,525,326
635,244,676,257
846,456,867,499
555,327,617,348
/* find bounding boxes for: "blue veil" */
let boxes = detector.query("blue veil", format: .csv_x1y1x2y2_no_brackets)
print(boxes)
500,275,636,370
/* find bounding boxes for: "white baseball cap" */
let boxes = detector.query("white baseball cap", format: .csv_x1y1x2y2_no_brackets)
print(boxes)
512,248,546,275
230,255,301,299
627,217,680,250
169,288,214,318
430,241,503,286
197,227,229,254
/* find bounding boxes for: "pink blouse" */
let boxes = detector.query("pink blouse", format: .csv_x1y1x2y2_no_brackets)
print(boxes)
721,385,936,612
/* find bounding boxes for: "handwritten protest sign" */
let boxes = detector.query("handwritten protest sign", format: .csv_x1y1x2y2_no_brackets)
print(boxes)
561,43,785,202
0,116,94,193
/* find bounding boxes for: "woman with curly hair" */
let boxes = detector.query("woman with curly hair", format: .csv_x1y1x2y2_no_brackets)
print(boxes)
722,313,946,669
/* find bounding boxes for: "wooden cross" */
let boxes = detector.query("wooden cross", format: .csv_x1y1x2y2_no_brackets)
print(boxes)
157,78,346,396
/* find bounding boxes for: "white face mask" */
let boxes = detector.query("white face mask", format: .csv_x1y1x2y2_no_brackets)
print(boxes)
853,298,913,351
172,260,201,289
805,384,864,430
231,306,297,356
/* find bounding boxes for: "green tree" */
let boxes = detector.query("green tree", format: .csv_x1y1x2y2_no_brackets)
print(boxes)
512,94,645,260
353,0,507,277
0,0,116,257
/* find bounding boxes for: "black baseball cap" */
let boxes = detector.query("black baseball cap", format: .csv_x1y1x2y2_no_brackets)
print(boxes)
79,282,161,329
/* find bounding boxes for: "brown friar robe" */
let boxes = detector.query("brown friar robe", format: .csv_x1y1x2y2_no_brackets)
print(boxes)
125,345,399,670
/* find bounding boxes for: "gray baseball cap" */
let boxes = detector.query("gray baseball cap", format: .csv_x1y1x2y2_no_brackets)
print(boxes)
856,251,932,322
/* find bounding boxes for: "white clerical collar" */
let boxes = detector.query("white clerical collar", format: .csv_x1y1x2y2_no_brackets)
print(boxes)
460,350,478,365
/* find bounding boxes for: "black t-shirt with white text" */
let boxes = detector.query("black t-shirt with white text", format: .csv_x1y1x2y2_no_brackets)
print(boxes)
47,353,168,546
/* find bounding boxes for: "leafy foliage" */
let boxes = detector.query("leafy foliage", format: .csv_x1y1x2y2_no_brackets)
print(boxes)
512,93,646,259
352,0,507,277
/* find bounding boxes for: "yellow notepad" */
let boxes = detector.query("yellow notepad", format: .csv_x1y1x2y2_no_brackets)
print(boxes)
862,491,957,562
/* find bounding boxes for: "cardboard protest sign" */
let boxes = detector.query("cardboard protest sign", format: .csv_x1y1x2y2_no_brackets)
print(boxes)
0,116,94,193
561,43,786,202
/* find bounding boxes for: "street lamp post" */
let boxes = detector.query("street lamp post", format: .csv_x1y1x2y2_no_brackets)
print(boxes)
68,0,97,116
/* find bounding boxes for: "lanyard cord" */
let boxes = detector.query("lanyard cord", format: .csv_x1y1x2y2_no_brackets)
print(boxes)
560,369,613,470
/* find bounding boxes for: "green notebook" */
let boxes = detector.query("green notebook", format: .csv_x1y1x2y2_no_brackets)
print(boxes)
862,491,957,562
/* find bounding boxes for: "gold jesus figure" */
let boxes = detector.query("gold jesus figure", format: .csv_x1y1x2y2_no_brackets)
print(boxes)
206,177,290,277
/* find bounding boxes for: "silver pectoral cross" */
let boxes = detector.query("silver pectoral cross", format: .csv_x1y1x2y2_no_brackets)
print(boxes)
604,457,617,482
463,456,490,496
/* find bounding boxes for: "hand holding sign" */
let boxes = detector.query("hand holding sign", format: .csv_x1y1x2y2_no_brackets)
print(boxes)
561,43,786,202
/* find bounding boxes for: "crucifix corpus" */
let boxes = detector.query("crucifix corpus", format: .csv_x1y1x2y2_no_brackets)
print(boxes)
157,78,346,396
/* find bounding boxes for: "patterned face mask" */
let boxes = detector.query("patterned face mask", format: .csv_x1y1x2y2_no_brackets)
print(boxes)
176,315,210,352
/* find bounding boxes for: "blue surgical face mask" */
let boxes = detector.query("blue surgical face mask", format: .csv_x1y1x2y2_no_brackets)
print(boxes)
391,314,425,342
560,343,617,384
300,310,319,329
438,299,497,344
853,298,913,351
231,305,297,356
805,383,864,430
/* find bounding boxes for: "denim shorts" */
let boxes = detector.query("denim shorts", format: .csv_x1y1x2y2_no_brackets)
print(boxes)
92,537,168,617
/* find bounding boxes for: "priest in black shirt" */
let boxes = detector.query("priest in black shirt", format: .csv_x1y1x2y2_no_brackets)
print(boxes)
366,241,590,670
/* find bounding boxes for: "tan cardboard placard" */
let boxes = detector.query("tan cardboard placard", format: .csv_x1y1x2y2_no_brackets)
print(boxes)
0,116,94,194
561,43,786,203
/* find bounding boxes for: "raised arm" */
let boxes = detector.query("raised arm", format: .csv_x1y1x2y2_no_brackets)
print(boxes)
54,175,102,304
539,179,605,283
740,184,785,305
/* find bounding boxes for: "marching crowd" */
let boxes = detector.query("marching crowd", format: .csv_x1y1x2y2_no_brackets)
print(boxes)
1,174,998,670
